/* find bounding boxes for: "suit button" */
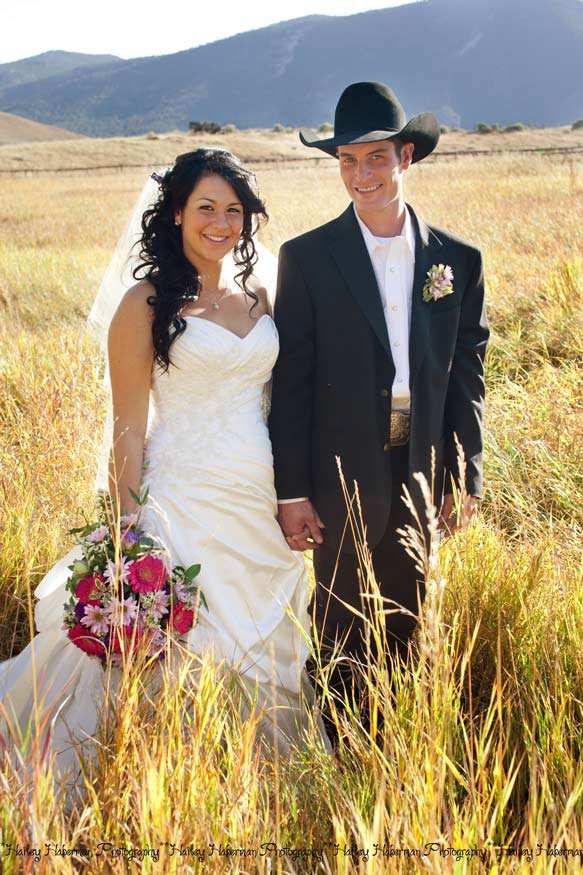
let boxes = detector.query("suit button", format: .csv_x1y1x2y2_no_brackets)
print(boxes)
380,388,389,398
383,443,390,452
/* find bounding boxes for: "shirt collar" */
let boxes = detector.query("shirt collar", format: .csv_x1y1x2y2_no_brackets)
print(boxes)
353,203,416,261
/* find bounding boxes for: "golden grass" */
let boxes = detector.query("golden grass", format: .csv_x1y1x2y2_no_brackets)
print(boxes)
1,146,583,872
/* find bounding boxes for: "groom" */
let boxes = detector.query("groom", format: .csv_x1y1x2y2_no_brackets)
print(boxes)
269,82,488,714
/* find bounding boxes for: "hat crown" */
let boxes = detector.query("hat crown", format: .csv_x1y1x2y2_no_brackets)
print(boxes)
334,81,406,136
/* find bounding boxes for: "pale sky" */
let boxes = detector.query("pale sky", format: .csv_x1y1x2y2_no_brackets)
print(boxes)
2,0,414,64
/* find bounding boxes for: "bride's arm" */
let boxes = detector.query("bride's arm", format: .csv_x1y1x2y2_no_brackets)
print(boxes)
107,282,154,515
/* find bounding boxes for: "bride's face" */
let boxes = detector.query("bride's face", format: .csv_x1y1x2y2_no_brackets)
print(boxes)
175,173,244,267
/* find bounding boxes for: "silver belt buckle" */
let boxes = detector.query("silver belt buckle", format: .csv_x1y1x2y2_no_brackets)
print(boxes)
390,410,410,446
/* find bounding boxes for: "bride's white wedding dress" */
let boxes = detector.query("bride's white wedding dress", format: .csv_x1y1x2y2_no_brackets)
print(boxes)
0,311,326,777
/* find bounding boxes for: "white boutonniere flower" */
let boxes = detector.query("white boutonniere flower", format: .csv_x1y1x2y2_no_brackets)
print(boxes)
423,264,454,302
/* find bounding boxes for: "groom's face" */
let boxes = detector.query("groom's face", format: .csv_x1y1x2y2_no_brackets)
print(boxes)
337,140,413,215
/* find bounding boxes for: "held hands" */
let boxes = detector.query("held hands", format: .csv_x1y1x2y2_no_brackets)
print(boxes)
438,494,479,537
277,500,325,551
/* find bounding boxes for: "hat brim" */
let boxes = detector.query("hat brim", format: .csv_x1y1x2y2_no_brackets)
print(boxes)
299,113,440,163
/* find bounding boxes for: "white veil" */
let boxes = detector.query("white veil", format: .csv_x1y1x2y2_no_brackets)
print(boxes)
87,168,278,490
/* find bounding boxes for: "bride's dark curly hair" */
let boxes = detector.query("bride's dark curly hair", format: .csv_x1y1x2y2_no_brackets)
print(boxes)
134,148,268,371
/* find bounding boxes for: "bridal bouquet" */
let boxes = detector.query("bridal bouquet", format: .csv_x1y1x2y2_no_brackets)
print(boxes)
63,492,204,666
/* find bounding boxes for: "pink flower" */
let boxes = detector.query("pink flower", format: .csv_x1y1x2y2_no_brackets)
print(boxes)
68,623,106,657
150,590,170,619
127,556,167,594
423,263,455,303
104,556,133,586
75,574,105,605
173,579,200,610
80,603,110,635
168,603,195,635
106,595,139,627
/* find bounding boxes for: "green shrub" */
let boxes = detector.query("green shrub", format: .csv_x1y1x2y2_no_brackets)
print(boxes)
503,123,528,133
189,120,221,134
572,118,583,130
318,122,334,133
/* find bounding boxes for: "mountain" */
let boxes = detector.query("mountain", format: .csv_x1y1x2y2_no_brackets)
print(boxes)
0,110,85,145
0,51,121,94
0,0,582,136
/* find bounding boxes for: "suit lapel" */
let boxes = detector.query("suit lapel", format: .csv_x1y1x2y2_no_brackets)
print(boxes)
327,205,393,361
408,205,443,389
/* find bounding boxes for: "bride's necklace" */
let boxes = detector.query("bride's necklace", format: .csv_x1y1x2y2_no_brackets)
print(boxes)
195,286,229,311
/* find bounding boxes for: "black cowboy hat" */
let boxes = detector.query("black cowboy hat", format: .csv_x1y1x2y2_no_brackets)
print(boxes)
300,81,440,163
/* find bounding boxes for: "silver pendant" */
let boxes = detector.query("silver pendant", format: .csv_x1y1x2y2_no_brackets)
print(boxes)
212,302,220,311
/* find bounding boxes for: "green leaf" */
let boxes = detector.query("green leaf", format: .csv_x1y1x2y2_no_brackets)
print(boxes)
128,487,142,505
129,485,150,507
139,536,155,548
184,564,201,583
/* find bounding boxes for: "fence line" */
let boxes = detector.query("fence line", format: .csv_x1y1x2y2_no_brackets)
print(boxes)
1,145,582,175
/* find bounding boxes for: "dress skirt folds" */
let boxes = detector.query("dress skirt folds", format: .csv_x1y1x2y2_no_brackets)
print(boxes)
0,315,329,780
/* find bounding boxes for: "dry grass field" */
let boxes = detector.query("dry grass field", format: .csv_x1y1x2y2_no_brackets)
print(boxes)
1,124,583,172
1,131,583,873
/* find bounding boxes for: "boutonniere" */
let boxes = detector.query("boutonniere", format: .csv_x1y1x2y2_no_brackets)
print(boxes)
423,264,454,302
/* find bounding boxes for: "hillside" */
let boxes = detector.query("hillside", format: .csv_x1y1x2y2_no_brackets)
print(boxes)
0,0,582,136
0,111,86,145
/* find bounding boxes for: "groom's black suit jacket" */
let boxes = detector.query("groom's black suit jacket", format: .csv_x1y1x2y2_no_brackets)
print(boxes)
269,204,489,553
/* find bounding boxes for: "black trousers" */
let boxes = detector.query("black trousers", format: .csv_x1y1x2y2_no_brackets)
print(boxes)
310,445,425,737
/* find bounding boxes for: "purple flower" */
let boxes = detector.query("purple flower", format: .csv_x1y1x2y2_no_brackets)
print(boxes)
121,529,141,552
150,590,170,619
86,525,109,544
120,513,139,528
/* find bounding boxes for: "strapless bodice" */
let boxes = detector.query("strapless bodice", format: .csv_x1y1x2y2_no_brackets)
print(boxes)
144,314,278,476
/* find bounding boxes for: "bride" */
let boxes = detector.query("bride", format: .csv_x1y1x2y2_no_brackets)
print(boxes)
0,148,328,779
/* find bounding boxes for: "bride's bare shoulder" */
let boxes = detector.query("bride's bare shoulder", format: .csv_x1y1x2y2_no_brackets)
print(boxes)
108,281,155,353
246,275,271,316
111,281,155,327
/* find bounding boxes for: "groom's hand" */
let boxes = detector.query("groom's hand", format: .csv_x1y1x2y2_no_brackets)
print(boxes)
438,494,479,537
277,500,325,551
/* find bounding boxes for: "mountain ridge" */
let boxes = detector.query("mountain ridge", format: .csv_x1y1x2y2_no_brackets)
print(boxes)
1,0,582,136
0,51,122,94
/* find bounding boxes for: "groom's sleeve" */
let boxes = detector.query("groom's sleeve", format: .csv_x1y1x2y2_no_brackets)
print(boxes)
269,242,315,501
443,248,489,499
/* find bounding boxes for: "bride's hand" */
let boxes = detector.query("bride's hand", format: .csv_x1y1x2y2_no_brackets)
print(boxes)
277,500,325,551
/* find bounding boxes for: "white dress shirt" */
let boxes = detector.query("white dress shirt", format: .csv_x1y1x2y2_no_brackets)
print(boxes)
278,204,416,505
353,203,416,412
